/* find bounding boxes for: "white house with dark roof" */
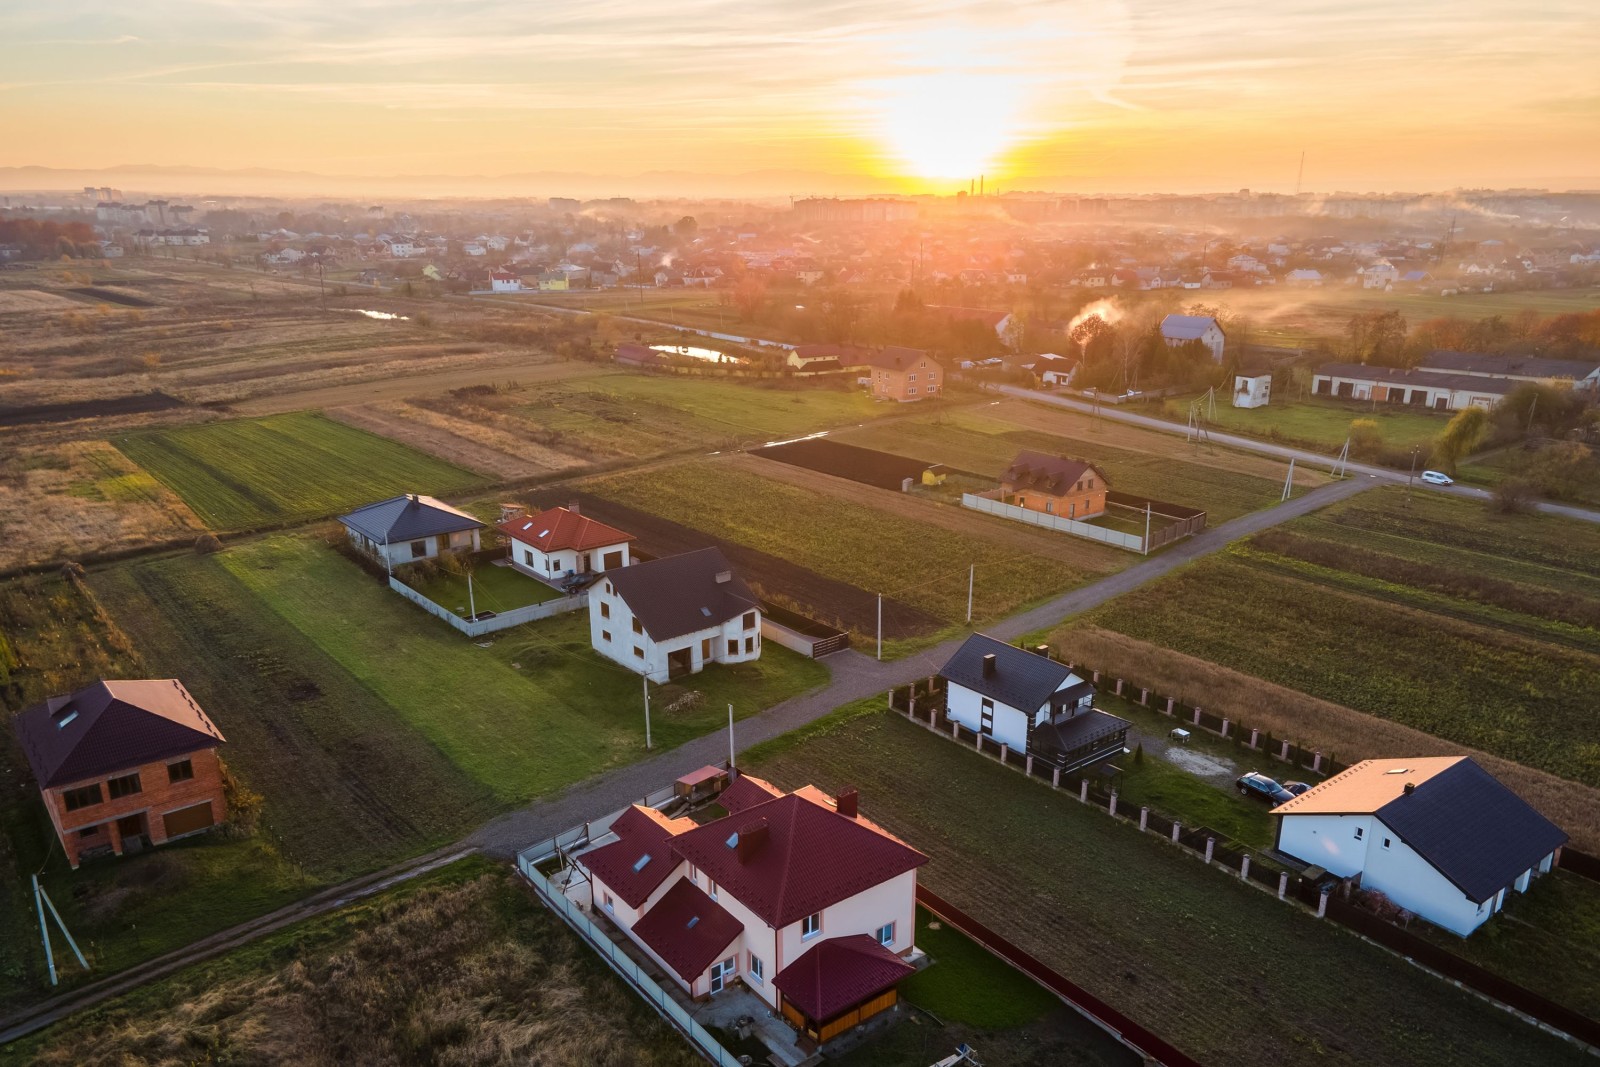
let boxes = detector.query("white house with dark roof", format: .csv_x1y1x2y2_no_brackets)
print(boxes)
1273,757,1567,936
938,633,1129,772
1159,314,1227,362
339,494,484,569
589,547,761,681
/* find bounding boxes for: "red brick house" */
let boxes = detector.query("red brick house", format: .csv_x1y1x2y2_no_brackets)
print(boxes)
12,679,227,869
860,346,942,402
1000,450,1109,520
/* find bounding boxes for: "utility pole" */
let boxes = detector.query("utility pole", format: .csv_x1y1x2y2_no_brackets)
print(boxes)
467,571,476,620
33,875,56,986
876,594,882,661
1294,150,1306,197
642,675,652,749
966,564,974,623
317,259,326,312
1144,502,1152,555
1281,457,1296,501
728,704,736,769
1405,446,1419,506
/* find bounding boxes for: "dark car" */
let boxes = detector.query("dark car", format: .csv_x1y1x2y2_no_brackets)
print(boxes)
1236,772,1299,805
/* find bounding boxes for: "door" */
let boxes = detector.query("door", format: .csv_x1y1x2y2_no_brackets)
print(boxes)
709,956,736,993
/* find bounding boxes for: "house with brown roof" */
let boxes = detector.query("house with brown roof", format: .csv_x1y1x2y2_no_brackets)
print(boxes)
588,547,761,681
1273,757,1567,936
859,346,942,402
1000,450,1108,520
573,777,926,1046
12,680,227,869
499,504,634,583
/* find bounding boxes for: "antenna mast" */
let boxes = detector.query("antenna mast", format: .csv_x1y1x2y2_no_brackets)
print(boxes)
1294,151,1306,196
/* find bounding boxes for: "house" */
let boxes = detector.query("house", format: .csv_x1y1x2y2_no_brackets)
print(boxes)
1273,757,1567,936
340,494,485,568
573,778,926,1044
938,634,1128,773
1031,353,1077,387
1160,314,1226,362
537,271,570,291
589,547,761,681
1233,374,1272,408
1285,268,1323,287
1311,363,1515,411
489,269,523,292
12,679,227,869
859,347,942,402
1359,260,1399,289
615,342,666,368
999,450,1107,520
500,504,634,582
787,343,871,374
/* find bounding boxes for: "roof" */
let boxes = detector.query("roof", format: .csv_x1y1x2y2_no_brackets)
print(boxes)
579,805,696,909
497,506,635,553
13,680,226,789
615,342,664,365
1031,709,1130,757
939,633,1088,713
630,879,743,983
1274,758,1568,903
926,305,1008,328
604,548,758,642
1000,450,1106,495
719,773,782,814
792,343,870,362
856,346,935,372
1314,363,1519,396
1421,350,1600,381
340,494,484,543
670,790,928,928
1160,314,1224,340
774,935,915,1022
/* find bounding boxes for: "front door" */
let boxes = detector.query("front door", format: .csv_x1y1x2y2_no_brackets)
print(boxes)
116,813,143,838
709,956,736,993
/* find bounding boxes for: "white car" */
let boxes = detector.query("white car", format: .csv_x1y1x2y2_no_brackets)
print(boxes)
1420,470,1454,486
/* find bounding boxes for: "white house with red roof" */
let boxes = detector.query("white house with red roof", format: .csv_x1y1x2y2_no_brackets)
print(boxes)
498,504,634,582
573,776,927,1045
489,268,524,292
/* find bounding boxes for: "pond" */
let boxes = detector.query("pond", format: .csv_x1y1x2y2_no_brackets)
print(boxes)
650,344,745,364
342,309,409,321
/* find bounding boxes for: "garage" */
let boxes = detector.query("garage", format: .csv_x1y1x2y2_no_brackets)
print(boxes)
162,801,215,838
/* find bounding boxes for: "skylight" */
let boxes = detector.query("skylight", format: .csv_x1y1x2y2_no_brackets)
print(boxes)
724,832,739,849
686,916,700,929
55,710,78,729
701,607,712,617
538,529,550,538
521,521,534,531
633,853,651,871
1384,768,1412,774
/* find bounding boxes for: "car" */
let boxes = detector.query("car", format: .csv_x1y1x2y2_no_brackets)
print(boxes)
1236,772,1299,805
1421,470,1454,486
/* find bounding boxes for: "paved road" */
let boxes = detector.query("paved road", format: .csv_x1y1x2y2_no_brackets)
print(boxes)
468,473,1377,856
995,384,1600,525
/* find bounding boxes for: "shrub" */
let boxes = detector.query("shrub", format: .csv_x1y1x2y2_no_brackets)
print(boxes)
219,757,264,838
193,533,223,554
1490,478,1537,514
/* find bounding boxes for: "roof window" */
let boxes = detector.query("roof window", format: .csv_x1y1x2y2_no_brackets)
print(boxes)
1383,768,1411,775
55,710,78,729
724,832,739,849
686,915,700,929
632,853,651,872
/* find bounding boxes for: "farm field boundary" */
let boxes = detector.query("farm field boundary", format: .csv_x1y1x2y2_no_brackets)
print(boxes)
753,436,983,490
388,576,585,636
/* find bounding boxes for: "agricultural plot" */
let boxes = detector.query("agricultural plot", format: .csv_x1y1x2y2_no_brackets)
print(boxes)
754,437,965,490
1160,392,1447,452
1084,487,1600,789
113,411,488,529
747,704,1586,1067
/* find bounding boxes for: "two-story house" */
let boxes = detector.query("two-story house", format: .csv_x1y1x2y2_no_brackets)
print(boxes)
575,776,927,1045
1273,757,1567,936
939,634,1129,773
12,679,228,869
859,347,942,402
499,504,634,583
999,450,1108,520
1159,314,1227,362
588,547,761,681
339,494,484,569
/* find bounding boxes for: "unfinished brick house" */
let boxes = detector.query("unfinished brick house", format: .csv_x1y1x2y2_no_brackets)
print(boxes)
999,450,1109,520
12,679,228,869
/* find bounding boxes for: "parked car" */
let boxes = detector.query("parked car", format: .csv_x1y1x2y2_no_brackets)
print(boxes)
1237,772,1299,805
1421,470,1454,486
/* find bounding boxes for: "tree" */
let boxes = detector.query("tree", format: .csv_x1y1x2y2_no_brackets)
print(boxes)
732,276,767,322
1348,418,1384,459
1490,478,1537,514
1521,441,1598,500
673,216,698,240
893,288,923,314
1430,406,1489,473
1344,310,1410,366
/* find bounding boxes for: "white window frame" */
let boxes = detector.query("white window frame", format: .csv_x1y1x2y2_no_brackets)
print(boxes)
748,954,764,984
877,921,895,947
801,912,821,940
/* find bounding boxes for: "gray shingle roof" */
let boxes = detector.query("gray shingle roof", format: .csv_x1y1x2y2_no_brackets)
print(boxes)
1422,350,1600,381
1001,450,1105,494
606,547,758,642
1160,314,1223,340
1374,760,1568,904
939,633,1087,712
1031,708,1130,757
339,494,484,543
1315,363,1519,396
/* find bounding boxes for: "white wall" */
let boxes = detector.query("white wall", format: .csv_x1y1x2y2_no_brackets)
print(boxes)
347,526,480,567
588,579,761,682
511,537,630,580
775,870,918,983
946,682,1031,751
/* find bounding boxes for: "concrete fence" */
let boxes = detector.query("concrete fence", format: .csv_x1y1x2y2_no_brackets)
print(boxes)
962,492,1148,552
389,577,585,637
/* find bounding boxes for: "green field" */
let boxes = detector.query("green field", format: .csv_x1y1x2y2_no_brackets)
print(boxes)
840,409,1290,522
113,411,488,529
1160,392,1448,452
404,561,563,615
588,460,1102,627
1085,487,1600,788
747,703,1584,1067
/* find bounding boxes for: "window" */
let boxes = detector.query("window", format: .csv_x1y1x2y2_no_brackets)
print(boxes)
708,880,718,901
907,387,918,396
107,773,142,799
710,956,736,993
631,617,643,635
78,826,98,839
523,549,534,565
410,540,427,559
1383,838,1392,849
802,913,821,940
167,760,194,784
748,955,764,984
1087,477,1094,489
601,630,611,643
727,639,738,656
744,636,754,654
1354,826,1364,840
603,892,614,915
633,646,644,660
877,922,896,947
1045,500,1054,514
63,784,102,812
907,373,917,382
743,611,757,631
604,581,613,595
600,601,611,619
979,698,994,736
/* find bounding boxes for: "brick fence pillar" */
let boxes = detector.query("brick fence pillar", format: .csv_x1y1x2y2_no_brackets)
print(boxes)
1165,696,1175,715
1278,872,1289,900
1249,728,1259,749
1313,751,1323,773
1204,837,1215,864
1220,718,1230,739
1317,890,1329,918
1025,755,1033,776
1171,822,1181,843
1108,792,1118,817
1280,739,1292,762
1079,779,1089,803
908,696,916,720
951,721,960,740
975,733,983,753
1114,678,1124,696
1139,687,1149,706
1052,766,1061,789
999,744,1009,765
1139,806,1149,832
1092,669,1101,684
909,680,917,699
1240,856,1250,880
1192,706,1202,726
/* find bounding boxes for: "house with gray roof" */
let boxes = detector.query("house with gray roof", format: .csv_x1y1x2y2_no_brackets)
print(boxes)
339,493,484,569
938,634,1128,773
588,547,761,681
1159,314,1227,362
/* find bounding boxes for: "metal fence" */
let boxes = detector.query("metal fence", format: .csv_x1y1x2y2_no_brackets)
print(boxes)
388,576,585,636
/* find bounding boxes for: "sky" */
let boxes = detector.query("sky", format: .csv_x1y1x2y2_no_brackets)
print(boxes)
2,0,1598,195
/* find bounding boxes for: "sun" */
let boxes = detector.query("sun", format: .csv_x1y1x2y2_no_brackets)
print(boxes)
876,71,1026,181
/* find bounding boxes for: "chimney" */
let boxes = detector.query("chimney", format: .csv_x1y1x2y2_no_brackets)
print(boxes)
981,653,997,677
1032,644,1051,659
835,788,858,819
715,570,732,584
1403,782,1416,795
568,501,581,515
736,818,769,864
409,493,419,502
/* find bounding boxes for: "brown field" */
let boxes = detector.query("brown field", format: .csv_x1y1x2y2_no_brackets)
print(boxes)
1049,626,1600,852
234,357,605,415
326,402,561,479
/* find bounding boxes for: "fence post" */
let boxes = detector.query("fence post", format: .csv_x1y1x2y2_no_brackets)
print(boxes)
1278,872,1289,900
1279,739,1291,762
1317,890,1330,918
1139,687,1149,706
1204,837,1215,864
1114,677,1124,696
1092,670,1101,684
951,721,959,740
1171,821,1181,842
1192,706,1202,726
975,733,983,753
999,743,1008,765
1313,751,1323,773
1079,779,1089,803
1139,806,1149,831
1240,855,1250,880
1052,766,1061,789
1221,717,1231,739
1025,755,1033,776
1249,728,1259,749
1108,791,1118,817
1165,696,1175,715
886,689,894,709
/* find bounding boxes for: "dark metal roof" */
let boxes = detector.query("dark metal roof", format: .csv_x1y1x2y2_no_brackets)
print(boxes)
1313,363,1519,396
604,547,758,642
1373,759,1569,904
1000,450,1106,495
339,494,484,543
630,879,742,984
13,679,226,788
940,633,1087,713
1423,349,1600,381
1031,709,1130,757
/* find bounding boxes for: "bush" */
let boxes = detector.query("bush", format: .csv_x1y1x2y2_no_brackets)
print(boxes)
1490,478,1537,514
219,757,264,838
193,533,223,554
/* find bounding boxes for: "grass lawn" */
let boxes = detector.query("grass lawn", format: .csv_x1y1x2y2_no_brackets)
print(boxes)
1159,392,1448,452
899,906,1059,1028
4,857,701,1067
113,411,488,529
588,460,1092,625
1085,487,1600,788
405,561,562,615
747,702,1590,1067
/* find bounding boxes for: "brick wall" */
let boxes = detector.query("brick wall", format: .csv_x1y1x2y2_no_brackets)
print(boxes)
45,746,227,868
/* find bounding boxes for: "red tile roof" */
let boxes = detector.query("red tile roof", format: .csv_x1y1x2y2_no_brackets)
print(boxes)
670,790,927,929
774,934,914,1022
719,773,782,815
13,679,225,789
497,506,635,553
631,879,743,984
579,805,695,909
